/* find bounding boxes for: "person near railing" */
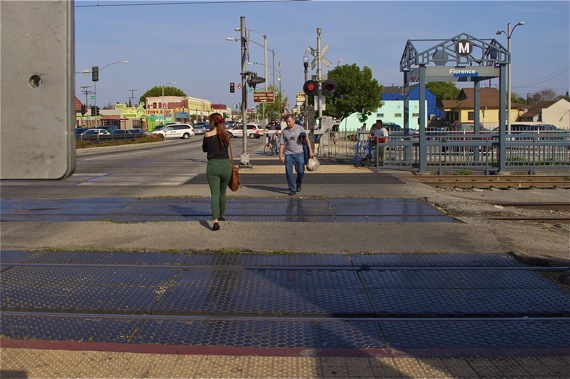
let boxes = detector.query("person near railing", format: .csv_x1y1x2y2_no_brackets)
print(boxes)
371,120,389,166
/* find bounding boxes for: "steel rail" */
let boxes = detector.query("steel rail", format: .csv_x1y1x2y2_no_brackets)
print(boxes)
3,310,569,323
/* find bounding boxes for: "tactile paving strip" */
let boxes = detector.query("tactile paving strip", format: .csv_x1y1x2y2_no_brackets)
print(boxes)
0,197,455,223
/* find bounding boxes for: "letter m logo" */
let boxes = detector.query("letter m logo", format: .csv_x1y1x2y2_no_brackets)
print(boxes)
456,39,472,56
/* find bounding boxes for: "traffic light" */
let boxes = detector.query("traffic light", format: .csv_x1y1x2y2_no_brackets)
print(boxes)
303,80,318,96
91,66,99,82
90,106,100,116
322,79,337,96
81,105,86,115
230,82,235,93
247,74,265,88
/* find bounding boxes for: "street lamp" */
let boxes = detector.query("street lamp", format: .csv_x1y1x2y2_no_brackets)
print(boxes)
497,21,524,133
92,60,128,127
303,53,309,111
226,16,251,167
162,81,176,126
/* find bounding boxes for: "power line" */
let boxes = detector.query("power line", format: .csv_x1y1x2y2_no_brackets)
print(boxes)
75,0,308,8
513,66,569,89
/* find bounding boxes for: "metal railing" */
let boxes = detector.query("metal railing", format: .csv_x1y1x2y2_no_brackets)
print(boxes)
318,131,570,174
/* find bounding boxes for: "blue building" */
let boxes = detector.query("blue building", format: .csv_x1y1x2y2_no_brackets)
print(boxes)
336,85,443,131
382,85,443,120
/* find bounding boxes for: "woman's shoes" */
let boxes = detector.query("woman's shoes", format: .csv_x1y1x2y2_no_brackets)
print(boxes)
218,216,225,221
212,222,220,231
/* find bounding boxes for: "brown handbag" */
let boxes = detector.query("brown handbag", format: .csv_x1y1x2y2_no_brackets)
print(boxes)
228,141,240,191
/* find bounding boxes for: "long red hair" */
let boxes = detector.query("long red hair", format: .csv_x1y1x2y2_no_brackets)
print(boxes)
208,112,230,148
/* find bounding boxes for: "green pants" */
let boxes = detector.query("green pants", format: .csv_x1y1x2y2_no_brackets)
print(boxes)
206,158,232,220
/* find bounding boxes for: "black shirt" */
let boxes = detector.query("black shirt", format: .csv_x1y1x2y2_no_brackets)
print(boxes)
202,135,230,160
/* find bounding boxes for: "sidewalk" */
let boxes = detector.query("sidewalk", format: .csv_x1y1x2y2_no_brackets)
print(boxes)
1,147,569,378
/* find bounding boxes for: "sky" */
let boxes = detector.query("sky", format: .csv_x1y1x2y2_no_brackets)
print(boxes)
74,0,570,110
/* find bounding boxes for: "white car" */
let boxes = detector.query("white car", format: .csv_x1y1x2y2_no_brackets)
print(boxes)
152,124,195,139
81,128,110,136
228,124,263,139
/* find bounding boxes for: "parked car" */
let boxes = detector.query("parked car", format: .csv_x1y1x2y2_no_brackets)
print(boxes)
151,125,166,132
152,123,195,139
127,128,147,137
75,127,89,137
450,122,486,133
509,122,563,141
225,120,242,129
413,126,446,140
228,123,263,138
81,128,110,136
98,125,120,133
111,129,132,135
192,122,210,135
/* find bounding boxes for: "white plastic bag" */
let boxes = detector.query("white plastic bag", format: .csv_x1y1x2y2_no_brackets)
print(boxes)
306,156,320,171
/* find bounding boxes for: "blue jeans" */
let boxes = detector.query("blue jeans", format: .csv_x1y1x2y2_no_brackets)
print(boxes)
284,153,305,192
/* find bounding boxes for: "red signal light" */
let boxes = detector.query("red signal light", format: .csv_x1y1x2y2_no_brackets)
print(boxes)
322,80,337,96
303,80,318,96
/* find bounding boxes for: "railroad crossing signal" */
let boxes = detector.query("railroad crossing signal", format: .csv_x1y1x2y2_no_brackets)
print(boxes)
306,45,332,70
321,79,337,96
303,80,318,96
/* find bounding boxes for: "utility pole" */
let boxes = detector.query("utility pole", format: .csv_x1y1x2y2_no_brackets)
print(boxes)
128,89,137,107
81,85,91,126
316,28,323,123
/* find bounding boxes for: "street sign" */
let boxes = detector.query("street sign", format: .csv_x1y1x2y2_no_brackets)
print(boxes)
253,91,275,103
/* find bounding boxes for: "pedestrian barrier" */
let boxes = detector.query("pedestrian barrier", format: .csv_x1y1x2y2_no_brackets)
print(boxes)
318,131,570,173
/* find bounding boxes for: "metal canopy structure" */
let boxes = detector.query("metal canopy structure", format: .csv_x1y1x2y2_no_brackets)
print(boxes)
400,33,510,172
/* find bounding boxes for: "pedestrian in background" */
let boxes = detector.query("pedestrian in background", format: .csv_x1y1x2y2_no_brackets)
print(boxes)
371,120,388,166
279,114,313,196
358,122,368,142
202,112,232,231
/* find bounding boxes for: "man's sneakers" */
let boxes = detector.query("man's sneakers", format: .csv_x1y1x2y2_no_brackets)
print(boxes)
288,191,296,196
296,184,302,192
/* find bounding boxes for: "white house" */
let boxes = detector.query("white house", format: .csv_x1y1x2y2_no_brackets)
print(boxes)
518,98,570,130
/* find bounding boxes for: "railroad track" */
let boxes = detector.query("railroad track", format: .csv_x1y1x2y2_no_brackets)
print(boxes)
414,175,570,189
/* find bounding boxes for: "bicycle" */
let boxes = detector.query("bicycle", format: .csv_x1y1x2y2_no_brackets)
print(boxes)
263,134,279,156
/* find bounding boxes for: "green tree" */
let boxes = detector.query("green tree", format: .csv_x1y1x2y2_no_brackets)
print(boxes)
139,86,187,105
324,64,383,122
425,82,460,102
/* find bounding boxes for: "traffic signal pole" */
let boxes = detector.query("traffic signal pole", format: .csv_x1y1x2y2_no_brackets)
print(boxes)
239,16,251,167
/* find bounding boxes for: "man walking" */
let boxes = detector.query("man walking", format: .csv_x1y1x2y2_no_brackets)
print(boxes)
279,114,313,195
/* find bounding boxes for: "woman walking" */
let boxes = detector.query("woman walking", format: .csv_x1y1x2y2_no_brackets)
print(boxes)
202,112,232,231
